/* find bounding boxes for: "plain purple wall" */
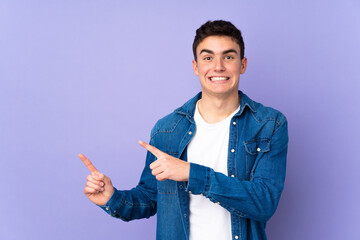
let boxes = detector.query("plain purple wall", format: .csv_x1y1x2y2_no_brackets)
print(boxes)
1,0,360,239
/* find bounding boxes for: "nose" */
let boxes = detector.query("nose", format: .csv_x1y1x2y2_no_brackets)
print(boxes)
214,58,225,71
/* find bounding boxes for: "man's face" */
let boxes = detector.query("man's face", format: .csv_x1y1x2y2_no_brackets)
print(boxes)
192,35,247,98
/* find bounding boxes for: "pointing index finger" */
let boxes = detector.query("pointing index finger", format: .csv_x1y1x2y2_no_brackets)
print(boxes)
79,153,99,173
138,141,165,158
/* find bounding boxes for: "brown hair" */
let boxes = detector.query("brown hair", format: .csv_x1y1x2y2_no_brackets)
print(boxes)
192,20,245,61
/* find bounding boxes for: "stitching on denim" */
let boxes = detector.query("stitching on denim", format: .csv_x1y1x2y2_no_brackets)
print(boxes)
245,149,249,176
239,213,242,240
175,123,194,158
244,139,270,156
244,138,271,144
273,116,287,133
250,110,278,124
157,192,177,195
164,151,179,156
250,110,285,129
157,180,178,194
150,115,185,139
122,198,153,207
175,185,189,239
134,186,157,211
205,168,212,194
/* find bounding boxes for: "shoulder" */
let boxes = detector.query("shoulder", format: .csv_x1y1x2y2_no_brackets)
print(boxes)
241,92,287,131
150,112,186,138
253,101,287,127
150,92,200,139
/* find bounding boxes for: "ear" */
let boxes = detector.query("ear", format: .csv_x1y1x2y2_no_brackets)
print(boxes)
192,59,199,76
240,57,248,74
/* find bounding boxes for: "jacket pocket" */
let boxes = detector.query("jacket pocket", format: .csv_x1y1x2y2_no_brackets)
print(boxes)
244,138,270,155
244,138,271,179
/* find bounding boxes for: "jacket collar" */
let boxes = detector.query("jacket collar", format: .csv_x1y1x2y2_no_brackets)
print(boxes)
174,91,257,119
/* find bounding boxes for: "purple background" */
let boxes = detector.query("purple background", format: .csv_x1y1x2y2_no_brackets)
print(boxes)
1,0,360,239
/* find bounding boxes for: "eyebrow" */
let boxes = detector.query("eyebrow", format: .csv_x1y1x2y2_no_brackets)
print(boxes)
199,48,238,55
223,49,238,55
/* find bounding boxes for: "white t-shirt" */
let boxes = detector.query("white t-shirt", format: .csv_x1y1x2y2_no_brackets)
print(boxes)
187,101,240,240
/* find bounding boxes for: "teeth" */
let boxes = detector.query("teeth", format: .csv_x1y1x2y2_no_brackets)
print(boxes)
210,77,229,81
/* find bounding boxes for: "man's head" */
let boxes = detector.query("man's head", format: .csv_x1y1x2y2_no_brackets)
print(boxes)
192,20,245,62
192,20,247,98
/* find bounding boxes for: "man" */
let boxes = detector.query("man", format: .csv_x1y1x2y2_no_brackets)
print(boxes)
80,20,288,240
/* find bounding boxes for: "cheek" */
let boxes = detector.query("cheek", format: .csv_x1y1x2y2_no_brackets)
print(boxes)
197,65,211,76
231,65,242,75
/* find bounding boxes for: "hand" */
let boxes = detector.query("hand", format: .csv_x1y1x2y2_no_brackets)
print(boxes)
79,153,114,206
138,141,190,182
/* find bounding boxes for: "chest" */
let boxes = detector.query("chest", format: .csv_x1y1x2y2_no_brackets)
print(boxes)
187,122,231,175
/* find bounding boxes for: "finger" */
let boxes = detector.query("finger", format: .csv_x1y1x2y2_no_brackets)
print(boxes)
152,167,164,176
138,141,165,158
149,159,162,170
86,181,104,191
92,172,105,181
84,186,99,194
79,153,99,173
93,172,113,187
155,172,168,181
87,175,105,187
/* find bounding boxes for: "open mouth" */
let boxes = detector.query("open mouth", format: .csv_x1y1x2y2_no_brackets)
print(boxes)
209,76,230,81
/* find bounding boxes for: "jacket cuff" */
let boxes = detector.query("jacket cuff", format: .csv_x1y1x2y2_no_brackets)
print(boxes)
186,163,211,195
97,187,121,216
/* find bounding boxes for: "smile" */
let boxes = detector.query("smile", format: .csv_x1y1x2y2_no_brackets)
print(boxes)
209,76,229,81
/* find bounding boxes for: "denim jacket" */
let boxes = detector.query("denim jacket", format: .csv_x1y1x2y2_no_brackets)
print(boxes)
99,91,288,240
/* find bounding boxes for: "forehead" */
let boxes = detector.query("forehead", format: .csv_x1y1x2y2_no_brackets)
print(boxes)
196,35,240,54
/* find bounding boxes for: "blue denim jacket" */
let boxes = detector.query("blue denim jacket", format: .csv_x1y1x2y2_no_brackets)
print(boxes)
99,91,288,240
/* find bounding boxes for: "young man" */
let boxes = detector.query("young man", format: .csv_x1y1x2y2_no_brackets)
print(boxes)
80,20,288,240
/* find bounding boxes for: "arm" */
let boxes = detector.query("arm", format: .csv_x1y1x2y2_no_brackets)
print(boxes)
186,120,288,222
79,141,158,221
97,147,158,221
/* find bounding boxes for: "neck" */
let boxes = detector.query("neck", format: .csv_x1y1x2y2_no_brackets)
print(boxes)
198,91,240,124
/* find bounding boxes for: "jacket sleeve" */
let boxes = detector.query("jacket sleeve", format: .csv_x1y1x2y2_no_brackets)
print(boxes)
186,119,288,223
98,139,158,221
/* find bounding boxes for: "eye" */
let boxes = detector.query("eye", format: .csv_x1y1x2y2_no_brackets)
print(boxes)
224,56,234,60
203,56,212,61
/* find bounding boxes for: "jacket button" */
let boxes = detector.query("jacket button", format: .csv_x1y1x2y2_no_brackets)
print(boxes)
232,121,236,125
184,214,187,218
188,131,192,135
179,185,183,189
257,147,261,152
235,236,239,239
231,174,235,177
231,149,235,153
105,207,109,211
